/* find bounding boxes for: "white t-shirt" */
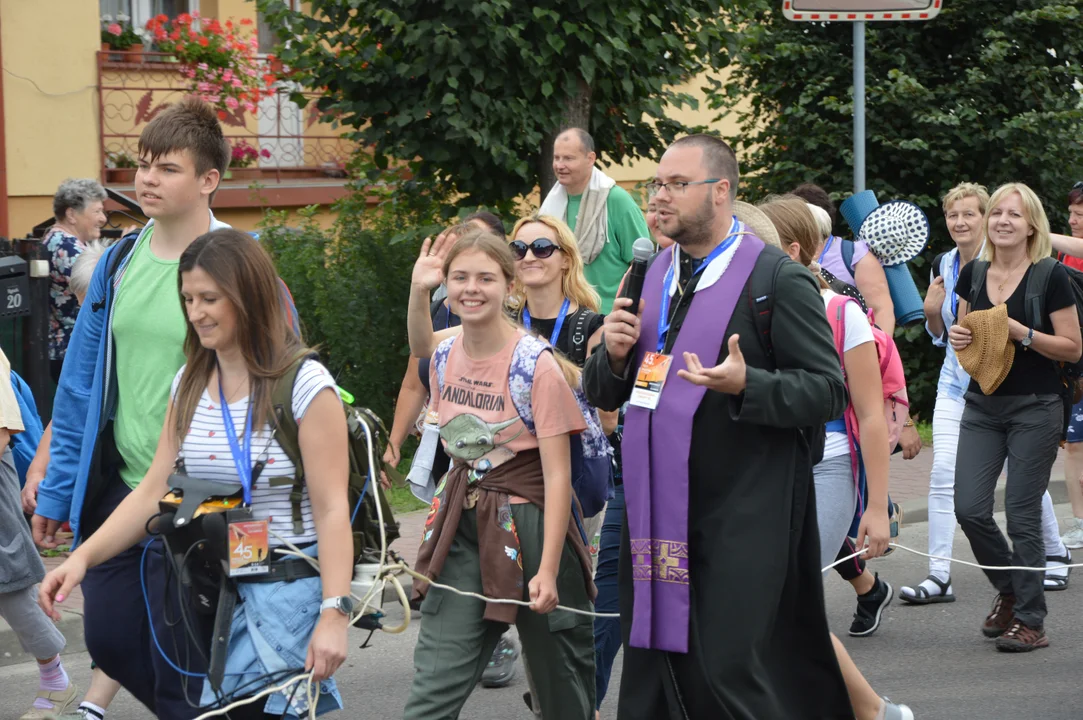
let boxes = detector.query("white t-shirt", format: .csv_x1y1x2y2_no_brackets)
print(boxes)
822,291,875,460
170,359,338,545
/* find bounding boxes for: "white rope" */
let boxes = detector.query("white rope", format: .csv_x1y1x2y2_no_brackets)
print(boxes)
822,542,1083,573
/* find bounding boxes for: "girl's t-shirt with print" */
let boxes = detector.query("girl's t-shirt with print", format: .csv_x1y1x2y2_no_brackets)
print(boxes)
429,330,585,474
170,359,338,546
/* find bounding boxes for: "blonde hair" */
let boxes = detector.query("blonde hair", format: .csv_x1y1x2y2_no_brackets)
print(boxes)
759,196,830,289
942,182,990,215
980,183,1051,265
806,202,833,241
508,213,600,314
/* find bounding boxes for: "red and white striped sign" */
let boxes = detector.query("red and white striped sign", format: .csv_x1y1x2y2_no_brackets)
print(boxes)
782,0,943,22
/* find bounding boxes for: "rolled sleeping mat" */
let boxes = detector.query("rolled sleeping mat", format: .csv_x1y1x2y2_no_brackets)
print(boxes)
884,262,925,326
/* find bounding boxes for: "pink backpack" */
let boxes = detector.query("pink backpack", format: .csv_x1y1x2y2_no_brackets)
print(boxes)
826,294,909,479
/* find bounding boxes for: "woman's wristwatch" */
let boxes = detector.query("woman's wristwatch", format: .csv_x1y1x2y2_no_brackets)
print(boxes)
320,596,355,617
1021,327,1034,347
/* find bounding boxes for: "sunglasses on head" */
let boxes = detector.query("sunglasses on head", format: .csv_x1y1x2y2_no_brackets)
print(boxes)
1074,181,1083,191
509,238,561,260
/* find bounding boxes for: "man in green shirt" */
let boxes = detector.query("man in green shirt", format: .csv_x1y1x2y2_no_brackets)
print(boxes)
539,128,650,313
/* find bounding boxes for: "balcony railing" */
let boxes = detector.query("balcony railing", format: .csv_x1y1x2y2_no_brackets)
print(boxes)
98,50,354,186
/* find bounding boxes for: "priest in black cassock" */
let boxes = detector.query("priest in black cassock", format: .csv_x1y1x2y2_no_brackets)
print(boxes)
583,134,854,719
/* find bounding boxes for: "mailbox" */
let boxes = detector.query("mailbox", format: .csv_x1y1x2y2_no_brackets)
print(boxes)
0,255,31,318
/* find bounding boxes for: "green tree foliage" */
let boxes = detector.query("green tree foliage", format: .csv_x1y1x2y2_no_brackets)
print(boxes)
256,0,729,212
260,170,445,428
711,0,1083,417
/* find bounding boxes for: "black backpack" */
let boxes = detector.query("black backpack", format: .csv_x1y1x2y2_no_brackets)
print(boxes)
746,250,827,466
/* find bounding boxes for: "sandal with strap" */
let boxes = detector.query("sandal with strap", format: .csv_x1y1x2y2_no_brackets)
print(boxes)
899,574,955,605
1044,552,1072,591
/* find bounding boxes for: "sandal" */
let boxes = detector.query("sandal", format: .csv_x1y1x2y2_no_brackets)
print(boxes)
1044,552,1072,591
899,574,955,605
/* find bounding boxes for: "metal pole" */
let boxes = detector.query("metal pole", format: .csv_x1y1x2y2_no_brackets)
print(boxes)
853,21,866,194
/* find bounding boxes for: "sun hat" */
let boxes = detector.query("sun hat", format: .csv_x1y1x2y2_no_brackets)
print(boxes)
734,200,781,248
955,304,1015,395
839,190,929,266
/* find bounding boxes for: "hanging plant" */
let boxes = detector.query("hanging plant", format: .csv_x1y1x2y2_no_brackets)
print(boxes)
145,12,278,124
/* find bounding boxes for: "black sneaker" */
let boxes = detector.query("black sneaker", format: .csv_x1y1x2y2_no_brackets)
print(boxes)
849,573,893,637
481,634,519,688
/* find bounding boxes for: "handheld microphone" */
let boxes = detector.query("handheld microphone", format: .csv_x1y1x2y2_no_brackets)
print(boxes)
620,237,655,313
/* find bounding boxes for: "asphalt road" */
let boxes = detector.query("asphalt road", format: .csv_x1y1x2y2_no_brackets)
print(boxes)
3,507,1080,720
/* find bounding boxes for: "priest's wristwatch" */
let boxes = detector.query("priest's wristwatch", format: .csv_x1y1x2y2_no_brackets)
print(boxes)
1022,327,1034,348
320,595,355,617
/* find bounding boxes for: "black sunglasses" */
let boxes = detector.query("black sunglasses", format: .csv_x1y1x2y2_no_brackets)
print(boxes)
1074,181,1083,191
509,238,561,260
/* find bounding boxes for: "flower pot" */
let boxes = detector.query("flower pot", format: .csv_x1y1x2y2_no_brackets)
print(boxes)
226,168,262,181
105,168,137,184
101,42,122,63
127,44,144,63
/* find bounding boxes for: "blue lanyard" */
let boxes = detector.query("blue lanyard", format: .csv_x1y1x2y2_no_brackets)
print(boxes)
819,235,836,264
657,218,740,353
522,297,571,346
218,372,255,505
950,252,960,318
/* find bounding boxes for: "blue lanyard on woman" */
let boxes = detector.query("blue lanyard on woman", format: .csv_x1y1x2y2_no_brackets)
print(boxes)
219,371,256,505
950,251,960,318
819,235,836,264
522,297,571,346
657,217,740,353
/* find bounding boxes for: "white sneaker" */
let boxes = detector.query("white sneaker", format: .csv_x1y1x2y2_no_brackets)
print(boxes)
1060,518,1083,549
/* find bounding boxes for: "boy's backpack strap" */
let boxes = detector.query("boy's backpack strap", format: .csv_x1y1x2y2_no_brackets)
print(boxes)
746,251,789,364
968,260,990,312
269,352,319,536
1024,257,1058,333
90,232,139,313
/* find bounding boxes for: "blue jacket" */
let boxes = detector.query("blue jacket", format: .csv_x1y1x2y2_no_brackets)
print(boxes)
36,216,231,545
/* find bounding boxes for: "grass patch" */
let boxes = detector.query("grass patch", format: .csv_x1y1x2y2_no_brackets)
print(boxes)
916,420,932,448
387,484,428,514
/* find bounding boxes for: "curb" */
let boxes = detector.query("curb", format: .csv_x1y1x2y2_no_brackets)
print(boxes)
900,478,1068,525
0,609,85,668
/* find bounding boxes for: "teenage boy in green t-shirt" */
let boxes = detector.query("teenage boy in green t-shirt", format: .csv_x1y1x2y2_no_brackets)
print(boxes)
32,97,232,717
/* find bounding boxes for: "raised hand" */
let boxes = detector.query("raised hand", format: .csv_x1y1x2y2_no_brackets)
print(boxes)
412,230,454,291
677,334,747,395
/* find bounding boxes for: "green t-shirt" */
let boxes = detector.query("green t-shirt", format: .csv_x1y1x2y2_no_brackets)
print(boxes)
112,231,188,489
566,185,650,314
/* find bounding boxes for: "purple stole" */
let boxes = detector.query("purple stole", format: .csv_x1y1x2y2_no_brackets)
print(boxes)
622,234,765,653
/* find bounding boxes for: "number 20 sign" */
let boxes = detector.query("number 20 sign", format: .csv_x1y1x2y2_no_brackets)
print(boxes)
783,0,943,21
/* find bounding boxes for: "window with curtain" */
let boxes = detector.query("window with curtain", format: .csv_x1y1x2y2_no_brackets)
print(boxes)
100,1,198,33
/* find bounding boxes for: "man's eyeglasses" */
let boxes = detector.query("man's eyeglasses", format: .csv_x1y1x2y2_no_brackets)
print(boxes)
646,178,721,198
1073,181,1083,191
509,238,561,260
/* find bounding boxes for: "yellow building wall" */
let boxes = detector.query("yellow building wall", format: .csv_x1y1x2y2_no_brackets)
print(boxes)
601,70,743,201
2,0,100,236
